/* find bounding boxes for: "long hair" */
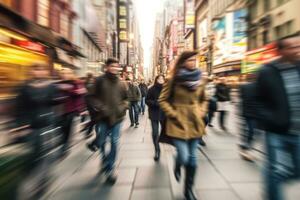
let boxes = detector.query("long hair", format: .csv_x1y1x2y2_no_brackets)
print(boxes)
154,74,165,85
170,51,198,80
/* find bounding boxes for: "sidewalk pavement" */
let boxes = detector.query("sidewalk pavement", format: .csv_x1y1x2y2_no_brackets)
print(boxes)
42,106,300,200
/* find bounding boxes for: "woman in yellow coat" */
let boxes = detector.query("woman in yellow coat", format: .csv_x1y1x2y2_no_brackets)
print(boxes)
159,51,206,200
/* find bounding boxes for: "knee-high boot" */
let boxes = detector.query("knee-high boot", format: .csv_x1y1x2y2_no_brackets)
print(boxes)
184,165,198,200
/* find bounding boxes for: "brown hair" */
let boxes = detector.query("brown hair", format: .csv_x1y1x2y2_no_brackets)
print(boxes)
170,51,198,79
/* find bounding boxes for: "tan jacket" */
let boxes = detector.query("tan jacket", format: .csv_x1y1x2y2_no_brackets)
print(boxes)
158,80,207,140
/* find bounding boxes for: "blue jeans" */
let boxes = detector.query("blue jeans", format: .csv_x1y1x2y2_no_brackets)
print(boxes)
173,139,199,167
240,117,256,150
129,101,139,124
265,132,300,200
96,122,122,172
140,97,146,113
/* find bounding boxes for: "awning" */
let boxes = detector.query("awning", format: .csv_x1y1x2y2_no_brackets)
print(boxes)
54,48,81,69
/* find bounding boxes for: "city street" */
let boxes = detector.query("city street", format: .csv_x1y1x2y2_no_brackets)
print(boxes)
41,106,300,200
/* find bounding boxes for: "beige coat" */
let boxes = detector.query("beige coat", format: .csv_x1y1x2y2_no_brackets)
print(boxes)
158,80,207,140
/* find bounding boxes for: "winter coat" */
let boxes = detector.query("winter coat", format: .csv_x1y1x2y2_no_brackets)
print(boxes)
16,81,59,128
93,73,128,126
139,83,148,97
146,84,165,121
127,82,141,102
57,80,86,114
215,83,230,102
240,83,260,119
158,80,207,140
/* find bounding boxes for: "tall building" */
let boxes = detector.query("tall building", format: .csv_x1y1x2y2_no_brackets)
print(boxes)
247,0,300,50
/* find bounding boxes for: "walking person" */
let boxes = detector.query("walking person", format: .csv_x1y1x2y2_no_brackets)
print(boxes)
15,64,61,199
139,79,148,115
215,77,230,131
159,51,207,200
93,58,128,184
206,76,217,127
127,79,141,128
146,75,165,161
57,68,86,156
255,34,300,200
239,78,258,162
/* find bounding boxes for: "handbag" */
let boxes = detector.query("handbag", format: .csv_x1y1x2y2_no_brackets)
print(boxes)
158,81,176,146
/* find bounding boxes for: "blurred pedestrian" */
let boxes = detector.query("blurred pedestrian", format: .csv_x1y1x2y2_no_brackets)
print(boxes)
239,77,258,162
215,77,230,131
93,58,128,184
139,79,148,115
127,79,141,128
146,75,165,161
57,68,86,156
15,64,60,198
159,51,207,200
255,33,300,200
206,76,217,127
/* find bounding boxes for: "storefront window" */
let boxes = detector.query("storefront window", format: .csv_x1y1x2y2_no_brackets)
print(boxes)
37,0,50,27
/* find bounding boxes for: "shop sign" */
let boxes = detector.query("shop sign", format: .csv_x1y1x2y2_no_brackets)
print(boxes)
212,17,226,66
242,43,279,74
117,0,129,42
185,0,195,32
13,40,45,53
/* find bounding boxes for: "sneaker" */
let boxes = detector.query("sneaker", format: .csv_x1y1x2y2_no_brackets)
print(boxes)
199,138,206,146
239,150,255,162
130,123,134,127
105,171,117,185
208,124,214,127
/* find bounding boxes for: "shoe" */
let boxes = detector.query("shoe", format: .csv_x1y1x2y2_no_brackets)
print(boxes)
135,123,139,128
142,112,145,115
154,150,160,162
239,150,255,162
198,138,206,147
105,171,117,185
184,165,198,200
221,126,228,132
174,162,181,182
208,124,213,127
86,143,97,152
130,123,134,127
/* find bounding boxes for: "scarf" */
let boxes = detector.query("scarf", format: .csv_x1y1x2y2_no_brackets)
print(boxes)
175,68,201,90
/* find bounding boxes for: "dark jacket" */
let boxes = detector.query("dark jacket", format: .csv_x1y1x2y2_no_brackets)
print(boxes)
127,82,141,102
255,61,292,133
240,83,259,118
93,73,128,126
139,83,148,97
16,81,59,128
146,83,165,121
215,83,230,102
57,80,86,114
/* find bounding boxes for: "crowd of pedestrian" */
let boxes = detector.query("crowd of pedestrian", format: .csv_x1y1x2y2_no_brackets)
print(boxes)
5,33,300,200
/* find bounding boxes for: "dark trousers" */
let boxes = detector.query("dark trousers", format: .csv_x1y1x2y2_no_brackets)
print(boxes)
61,112,76,152
208,110,214,125
150,120,163,152
219,111,227,129
240,117,256,150
129,101,139,124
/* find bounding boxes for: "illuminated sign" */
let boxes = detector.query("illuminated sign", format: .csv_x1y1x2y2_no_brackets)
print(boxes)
13,40,45,53
117,0,129,42
185,0,195,31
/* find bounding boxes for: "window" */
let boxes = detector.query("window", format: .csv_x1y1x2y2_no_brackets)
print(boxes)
264,0,270,12
60,12,69,39
37,0,50,26
286,20,294,35
249,2,258,20
263,30,269,45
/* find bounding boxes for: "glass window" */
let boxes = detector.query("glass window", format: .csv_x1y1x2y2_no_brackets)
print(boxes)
37,0,50,27
286,20,294,35
263,30,269,45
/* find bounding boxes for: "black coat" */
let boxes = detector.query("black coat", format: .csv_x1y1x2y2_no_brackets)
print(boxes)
240,83,260,118
255,61,293,133
139,83,148,97
146,84,165,121
215,83,230,102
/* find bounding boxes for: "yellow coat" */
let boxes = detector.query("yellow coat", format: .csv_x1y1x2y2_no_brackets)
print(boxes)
158,80,207,140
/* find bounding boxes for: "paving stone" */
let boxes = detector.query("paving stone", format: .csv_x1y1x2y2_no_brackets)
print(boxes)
213,160,262,182
201,149,240,160
119,150,156,159
131,188,173,200
231,183,263,200
134,165,170,188
197,189,240,200
120,143,154,151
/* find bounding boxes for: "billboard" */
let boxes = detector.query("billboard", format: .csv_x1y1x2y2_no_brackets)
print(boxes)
212,17,226,66
185,0,195,31
117,0,129,42
242,43,279,74
198,18,207,49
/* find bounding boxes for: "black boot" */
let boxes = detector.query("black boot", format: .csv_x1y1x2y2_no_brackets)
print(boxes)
154,144,160,162
174,161,181,182
184,165,198,200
